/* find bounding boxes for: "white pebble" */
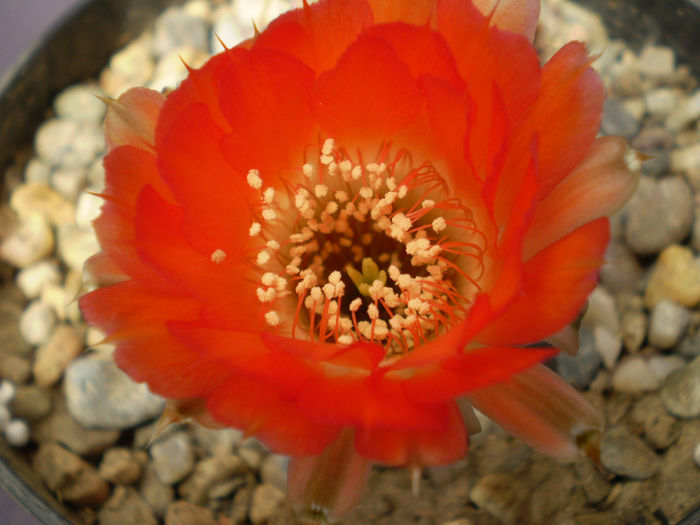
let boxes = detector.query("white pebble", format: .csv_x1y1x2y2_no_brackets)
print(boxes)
0,214,54,268
694,443,700,468
19,299,57,346
4,419,30,447
0,380,16,405
16,260,62,299
75,192,104,230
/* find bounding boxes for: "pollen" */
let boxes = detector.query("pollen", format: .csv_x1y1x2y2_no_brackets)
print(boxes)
245,137,485,356
210,249,227,263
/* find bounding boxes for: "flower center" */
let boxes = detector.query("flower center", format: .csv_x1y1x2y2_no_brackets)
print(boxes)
241,139,486,357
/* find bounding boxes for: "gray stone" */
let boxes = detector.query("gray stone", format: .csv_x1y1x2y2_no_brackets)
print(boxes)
260,454,288,492
238,439,265,470
99,447,143,485
631,125,674,152
625,176,693,256
594,326,622,369
621,310,647,353
153,7,209,57
98,486,156,525
556,327,601,388
469,473,526,525
574,459,610,504
0,214,54,269
18,299,57,346
648,300,690,349
250,483,287,525
678,330,700,359
33,324,83,388
648,355,686,383
64,355,165,430
54,83,106,123
666,89,700,131
179,454,245,504
660,355,700,418
599,242,643,294
637,45,675,78
656,420,700,522
10,384,52,422
33,407,120,456
191,424,242,457
165,501,217,525
600,427,660,479
139,463,174,517
601,98,640,139
150,431,195,485
612,356,661,393
33,442,110,507
581,286,619,334
629,395,680,450
644,87,681,118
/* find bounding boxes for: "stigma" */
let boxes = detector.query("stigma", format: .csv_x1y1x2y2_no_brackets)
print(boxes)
241,138,486,358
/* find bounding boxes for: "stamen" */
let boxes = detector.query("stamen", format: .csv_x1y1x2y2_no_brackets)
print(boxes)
210,249,227,263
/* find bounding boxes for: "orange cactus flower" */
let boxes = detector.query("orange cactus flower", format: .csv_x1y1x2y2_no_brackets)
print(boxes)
80,0,638,522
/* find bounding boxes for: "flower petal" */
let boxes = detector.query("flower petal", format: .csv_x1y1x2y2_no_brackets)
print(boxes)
311,35,422,146
104,87,164,153
206,375,340,455
287,429,371,524
254,0,373,72
467,363,603,462
476,218,609,346
367,0,436,25
472,0,540,41
354,401,467,465
217,47,317,183
523,136,638,259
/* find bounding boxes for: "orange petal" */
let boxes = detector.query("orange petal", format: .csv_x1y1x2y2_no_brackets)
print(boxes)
311,35,422,146
206,375,340,456
354,401,467,466
83,252,127,287
401,346,556,404
104,87,164,153
254,0,373,72
467,363,603,462
288,429,371,524
476,218,609,346
367,0,436,25
524,136,638,259
217,47,316,184
532,42,604,198
472,0,540,41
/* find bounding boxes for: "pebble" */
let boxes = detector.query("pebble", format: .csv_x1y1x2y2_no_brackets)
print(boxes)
54,83,106,123
140,463,175,517
210,7,249,53
10,182,75,227
678,331,700,359
0,353,32,384
10,384,52,422
629,395,680,450
0,405,9,429
33,324,84,387
99,447,144,485
599,241,643,294
33,442,110,506
648,355,686,383
249,483,287,525
104,38,155,96
694,443,700,468
34,119,80,166
18,299,57,346
612,356,661,393
621,310,647,353
0,380,16,404
260,454,288,492
601,98,640,139
33,408,120,456
644,244,700,308
666,89,700,131
644,87,681,118
51,167,87,201
64,355,165,430
24,158,51,185
660,356,700,418
16,261,61,299
150,431,195,485
574,459,611,504
624,176,693,256
238,439,265,470
179,454,245,504
556,327,601,388
74,189,104,230
594,325,622,369
3,419,30,447
469,473,525,525
582,287,619,334
191,424,242,457
165,501,217,525
152,7,210,57
0,213,54,268
648,300,690,349
637,45,675,78
98,486,157,525
656,420,700,522
57,224,100,272
600,427,660,479
150,46,209,92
